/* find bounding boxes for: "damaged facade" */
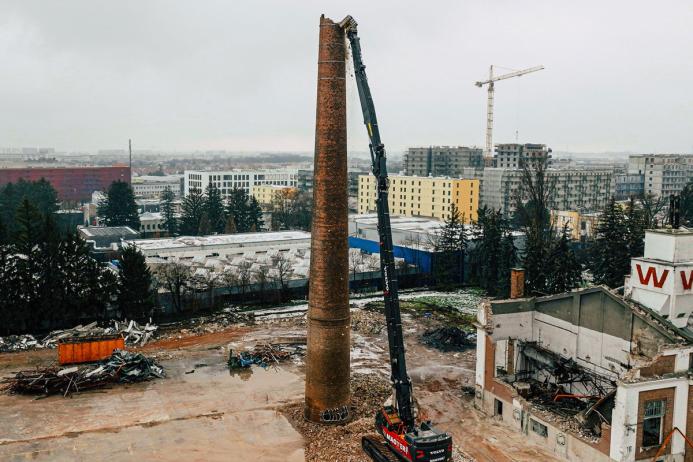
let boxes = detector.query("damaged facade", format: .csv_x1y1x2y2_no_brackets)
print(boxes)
475,228,693,461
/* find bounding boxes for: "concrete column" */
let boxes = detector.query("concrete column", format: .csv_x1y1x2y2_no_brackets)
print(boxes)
304,14,351,424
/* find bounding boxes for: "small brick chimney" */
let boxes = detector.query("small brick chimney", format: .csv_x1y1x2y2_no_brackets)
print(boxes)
510,268,525,299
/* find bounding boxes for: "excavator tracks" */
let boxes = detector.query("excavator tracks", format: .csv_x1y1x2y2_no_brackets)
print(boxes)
362,436,402,462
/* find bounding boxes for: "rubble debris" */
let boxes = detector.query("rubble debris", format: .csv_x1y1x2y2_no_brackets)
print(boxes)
351,309,385,334
421,327,476,352
2,349,165,397
0,320,159,353
228,342,305,370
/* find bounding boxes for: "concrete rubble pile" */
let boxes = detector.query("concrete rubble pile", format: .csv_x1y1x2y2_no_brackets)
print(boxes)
421,327,476,352
0,320,159,353
2,349,165,397
350,309,385,335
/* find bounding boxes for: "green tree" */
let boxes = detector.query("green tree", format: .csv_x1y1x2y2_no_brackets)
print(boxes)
179,188,205,235
99,181,140,229
117,246,155,319
13,198,43,255
624,196,645,257
470,207,517,298
588,198,631,288
431,204,466,286
680,180,693,227
161,186,178,236
546,225,583,294
514,160,555,295
247,197,264,231
204,184,226,234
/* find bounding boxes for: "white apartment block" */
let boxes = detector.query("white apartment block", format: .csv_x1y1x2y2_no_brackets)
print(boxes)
131,175,183,198
482,168,614,216
494,143,552,169
628,154,693,197
184,169,297,199
403,146,484,177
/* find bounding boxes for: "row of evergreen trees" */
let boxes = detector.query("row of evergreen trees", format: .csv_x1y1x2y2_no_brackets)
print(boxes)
0,180,155,335
164,184,264,236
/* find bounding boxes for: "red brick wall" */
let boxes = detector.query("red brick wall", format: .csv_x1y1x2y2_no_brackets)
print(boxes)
635,387,675,460
639,355,676,378
0,166,130,202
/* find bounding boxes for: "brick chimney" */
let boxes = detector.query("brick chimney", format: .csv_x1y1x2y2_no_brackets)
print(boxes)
510,268,525,299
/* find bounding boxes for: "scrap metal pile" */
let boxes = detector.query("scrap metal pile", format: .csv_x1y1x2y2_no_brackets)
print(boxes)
421,327,476,352
2,349,165,397
0,320,158,353
228,340,305,369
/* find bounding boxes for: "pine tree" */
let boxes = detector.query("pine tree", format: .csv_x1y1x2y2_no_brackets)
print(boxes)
226,188,251,232
589,198,631,288
248,197,264,231
161,186,178,236
198,212,211,236
13,198,43,255
179,188,205,235
624,196,645,257
98,181,140,229
680,180,693,227
497,233,517,298
204,184,226,234
117,245,155,319
546,225,583,294
470,207,516,297
432,204,466,286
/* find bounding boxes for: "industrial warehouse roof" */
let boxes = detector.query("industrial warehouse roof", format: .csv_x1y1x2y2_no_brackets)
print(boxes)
78,226,139,249
126,231,311,251
350,214,443,232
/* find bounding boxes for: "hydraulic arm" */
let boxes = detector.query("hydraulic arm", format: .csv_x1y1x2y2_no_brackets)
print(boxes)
340,16,452,462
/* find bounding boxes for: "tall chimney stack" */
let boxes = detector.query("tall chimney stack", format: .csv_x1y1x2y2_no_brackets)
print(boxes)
304,15,351,423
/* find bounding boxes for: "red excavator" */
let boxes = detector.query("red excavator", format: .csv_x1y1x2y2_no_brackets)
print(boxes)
340,15,453,462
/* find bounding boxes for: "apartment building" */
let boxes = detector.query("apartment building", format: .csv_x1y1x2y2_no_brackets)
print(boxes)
250,184,298,206
184,169,297,199
494,143,552,169
403,146,483,177
482,168,614,216
614,173,645,200
131,175,183,198
357,174,479,222
628,154,693,197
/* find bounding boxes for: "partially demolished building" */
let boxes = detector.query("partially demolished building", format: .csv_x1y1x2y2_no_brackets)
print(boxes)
475,228,693,461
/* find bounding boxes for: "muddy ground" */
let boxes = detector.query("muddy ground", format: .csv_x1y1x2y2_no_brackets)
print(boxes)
0,291,562,462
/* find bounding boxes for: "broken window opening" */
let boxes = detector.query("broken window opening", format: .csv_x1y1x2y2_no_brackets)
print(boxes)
642,399,665,448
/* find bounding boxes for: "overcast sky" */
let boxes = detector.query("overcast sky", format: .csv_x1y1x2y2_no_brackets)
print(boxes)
1,1,691,154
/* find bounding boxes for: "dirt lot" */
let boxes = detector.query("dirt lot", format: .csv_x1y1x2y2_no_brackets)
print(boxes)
0,291,562,462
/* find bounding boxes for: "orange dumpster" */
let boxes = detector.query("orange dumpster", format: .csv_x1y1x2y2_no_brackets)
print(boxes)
58,334,125,365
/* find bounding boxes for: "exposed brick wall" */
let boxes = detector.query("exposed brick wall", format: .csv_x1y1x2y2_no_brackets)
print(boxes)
510,269,525,299
484,336,513,403
635,387,675,460
639,355,676,378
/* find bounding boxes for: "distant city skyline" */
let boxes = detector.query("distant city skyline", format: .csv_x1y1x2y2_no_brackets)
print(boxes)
1,1,692,154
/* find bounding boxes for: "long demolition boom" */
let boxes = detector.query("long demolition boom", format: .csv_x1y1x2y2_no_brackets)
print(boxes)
340,15,415,430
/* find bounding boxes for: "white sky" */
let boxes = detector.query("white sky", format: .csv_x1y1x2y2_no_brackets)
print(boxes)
1,1,691,154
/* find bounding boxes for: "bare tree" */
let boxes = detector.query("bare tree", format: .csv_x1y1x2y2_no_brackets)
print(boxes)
641,193,666,228
254,264,271,303
153,263,192,314
348,249,364,280
272,253,294,301
237,260,252,295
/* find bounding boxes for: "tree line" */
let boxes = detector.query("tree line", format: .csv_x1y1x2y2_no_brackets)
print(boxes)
0,180,155,335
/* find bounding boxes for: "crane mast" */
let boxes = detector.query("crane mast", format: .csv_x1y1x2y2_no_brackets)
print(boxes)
475,64,544,160
340,15,415,430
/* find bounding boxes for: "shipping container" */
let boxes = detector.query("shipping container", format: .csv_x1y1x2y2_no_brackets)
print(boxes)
58,335,125,365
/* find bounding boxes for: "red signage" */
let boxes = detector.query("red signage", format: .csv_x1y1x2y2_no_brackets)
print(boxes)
636,264,669,288
682,270,693,291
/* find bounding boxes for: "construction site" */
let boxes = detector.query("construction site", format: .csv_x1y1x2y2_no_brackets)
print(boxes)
2,12,693,462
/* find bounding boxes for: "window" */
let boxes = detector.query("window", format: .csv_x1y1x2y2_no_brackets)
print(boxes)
530,419,548,437
642,399,665,447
